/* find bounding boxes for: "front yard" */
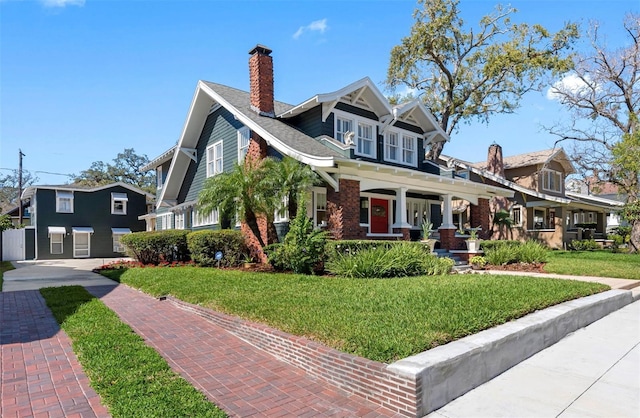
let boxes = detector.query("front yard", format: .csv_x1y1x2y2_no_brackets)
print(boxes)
544,251,640,280
100,267,607,363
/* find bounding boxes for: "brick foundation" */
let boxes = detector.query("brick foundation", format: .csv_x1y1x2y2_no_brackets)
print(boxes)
438,227,456,251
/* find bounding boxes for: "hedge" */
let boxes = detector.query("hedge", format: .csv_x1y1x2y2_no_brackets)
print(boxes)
187,230,247,267
121,230,190,265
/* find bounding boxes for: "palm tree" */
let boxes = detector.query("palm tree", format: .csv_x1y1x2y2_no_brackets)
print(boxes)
493,209,514,240
198,156,280,248
276,156,319,219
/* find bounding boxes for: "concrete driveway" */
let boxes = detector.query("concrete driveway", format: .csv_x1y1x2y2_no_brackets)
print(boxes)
2,258,125,292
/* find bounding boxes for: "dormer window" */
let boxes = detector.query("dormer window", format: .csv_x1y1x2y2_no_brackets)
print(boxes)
357,122,375,158
384,130,417,167
335,117,353,144
542,169,562,193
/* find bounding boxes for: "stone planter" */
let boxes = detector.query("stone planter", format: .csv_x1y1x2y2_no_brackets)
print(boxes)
466,239,481,252
421,239,437,253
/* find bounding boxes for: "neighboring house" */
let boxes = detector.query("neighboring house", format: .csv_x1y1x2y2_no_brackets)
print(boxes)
21,182,153,259
142,44,513,257
442,145,624,248
3,203,31,227
566,177,628,232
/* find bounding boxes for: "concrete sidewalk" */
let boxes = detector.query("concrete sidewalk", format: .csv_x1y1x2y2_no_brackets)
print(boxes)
428,299,640,417
2,258,125,292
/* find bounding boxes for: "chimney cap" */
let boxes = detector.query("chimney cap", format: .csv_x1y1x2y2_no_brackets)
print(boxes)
249,44,272,56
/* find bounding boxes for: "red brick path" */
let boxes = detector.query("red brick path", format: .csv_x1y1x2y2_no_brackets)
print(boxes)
0,290,110,418
86,284,401,417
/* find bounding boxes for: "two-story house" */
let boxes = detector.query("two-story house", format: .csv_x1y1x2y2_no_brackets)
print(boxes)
21,182,152,259
443,144,623,248
142,45,513,257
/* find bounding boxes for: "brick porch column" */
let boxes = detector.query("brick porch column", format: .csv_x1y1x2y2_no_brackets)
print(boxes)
438,227,456,251
470,198,491,239
327,178,365,240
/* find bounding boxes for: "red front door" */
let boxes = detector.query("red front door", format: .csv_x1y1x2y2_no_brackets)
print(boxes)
370,198,389,233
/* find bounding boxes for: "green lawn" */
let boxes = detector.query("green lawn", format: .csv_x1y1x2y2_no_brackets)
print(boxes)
0,261,15,291
40,286,226,418
545,251,640,280
101,267,608,363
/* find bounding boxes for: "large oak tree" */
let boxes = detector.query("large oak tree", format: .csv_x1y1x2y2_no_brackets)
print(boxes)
387,0,578,160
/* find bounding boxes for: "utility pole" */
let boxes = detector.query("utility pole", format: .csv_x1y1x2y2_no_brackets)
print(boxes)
18,149,25,225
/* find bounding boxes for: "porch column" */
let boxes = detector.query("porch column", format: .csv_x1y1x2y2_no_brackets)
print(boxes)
441,194,455,229
392,187,411,228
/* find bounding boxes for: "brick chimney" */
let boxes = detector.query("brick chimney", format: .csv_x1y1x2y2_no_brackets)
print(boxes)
249,44,274,117
487,142,505,178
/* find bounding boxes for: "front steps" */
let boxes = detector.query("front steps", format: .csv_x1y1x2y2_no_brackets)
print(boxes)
433,248,470,272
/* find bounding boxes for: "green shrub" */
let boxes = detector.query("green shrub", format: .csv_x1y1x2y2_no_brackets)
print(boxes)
570,239,600,251
515,240,549,263
484,243,519,265
325,242,452,278
121,230,190,265
479,240,521,251
265,204,328,274
187,230,247,267
326,240,431,261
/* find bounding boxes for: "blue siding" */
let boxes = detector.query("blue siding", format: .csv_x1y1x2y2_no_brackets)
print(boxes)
286,105,326,138
179,107,245,204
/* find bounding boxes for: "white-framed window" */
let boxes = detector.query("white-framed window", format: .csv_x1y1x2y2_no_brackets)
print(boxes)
237,127,250,162
511,206,522,226
111,229,131,253
406,198,430,228
206,140,223,178
335,116,353,144
174,212,185,230
56,191,74,213
274,196,289,223
306,187,327,227
193,209,219,227
357,122,375,158
156,166,163,189
402,134,416,165
385,132,399,162
111,193,128,215
541,169,562,193
157,213,174,230
50,233,64,254
385,130,417,166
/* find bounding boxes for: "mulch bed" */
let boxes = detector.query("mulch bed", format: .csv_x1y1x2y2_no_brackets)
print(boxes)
482,263,547,273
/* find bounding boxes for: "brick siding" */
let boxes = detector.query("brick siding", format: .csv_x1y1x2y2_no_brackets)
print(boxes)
327,178,367,240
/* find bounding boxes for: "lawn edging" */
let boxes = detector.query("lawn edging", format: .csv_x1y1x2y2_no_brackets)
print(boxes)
165,289,633,418
388,289,634,416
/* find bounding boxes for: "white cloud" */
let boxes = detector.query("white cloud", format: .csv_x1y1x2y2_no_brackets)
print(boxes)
293,18,328,40
40,0,85,8
546,73,592,101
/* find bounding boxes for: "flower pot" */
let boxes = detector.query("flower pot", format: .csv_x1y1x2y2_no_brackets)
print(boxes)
466,239,480,252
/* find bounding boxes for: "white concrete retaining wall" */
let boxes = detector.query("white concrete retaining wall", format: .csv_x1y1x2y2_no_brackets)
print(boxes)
387,289,633,416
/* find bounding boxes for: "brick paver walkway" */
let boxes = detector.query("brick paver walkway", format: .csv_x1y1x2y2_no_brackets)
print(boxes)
2,285,400,417
87,284,400,417
0,290,110,418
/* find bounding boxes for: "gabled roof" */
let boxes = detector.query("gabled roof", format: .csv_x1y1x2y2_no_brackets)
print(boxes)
158,81,344,207
441,155,571,205
21,182,154,200
473,148,575,174
141,146,176,172
277,77,392,120
276,77,449,143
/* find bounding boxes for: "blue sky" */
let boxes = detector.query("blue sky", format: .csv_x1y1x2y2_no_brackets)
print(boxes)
1,0,637,185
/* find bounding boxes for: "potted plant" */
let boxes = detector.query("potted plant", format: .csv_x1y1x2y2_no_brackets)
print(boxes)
243,254,255,269
466,227,481,252
421,218,437,253
469,255,487,270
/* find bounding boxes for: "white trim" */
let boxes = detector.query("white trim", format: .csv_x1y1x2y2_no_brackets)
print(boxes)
48,226,66,235
23,182,154,201
384,129,418,167
333,109,378,159
56,190,74,213
237,126,250,162
206,140,223,178
193,209,219,227
541,169,562,193
50,232,64,255
72,229,92,258
111,192,128,215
